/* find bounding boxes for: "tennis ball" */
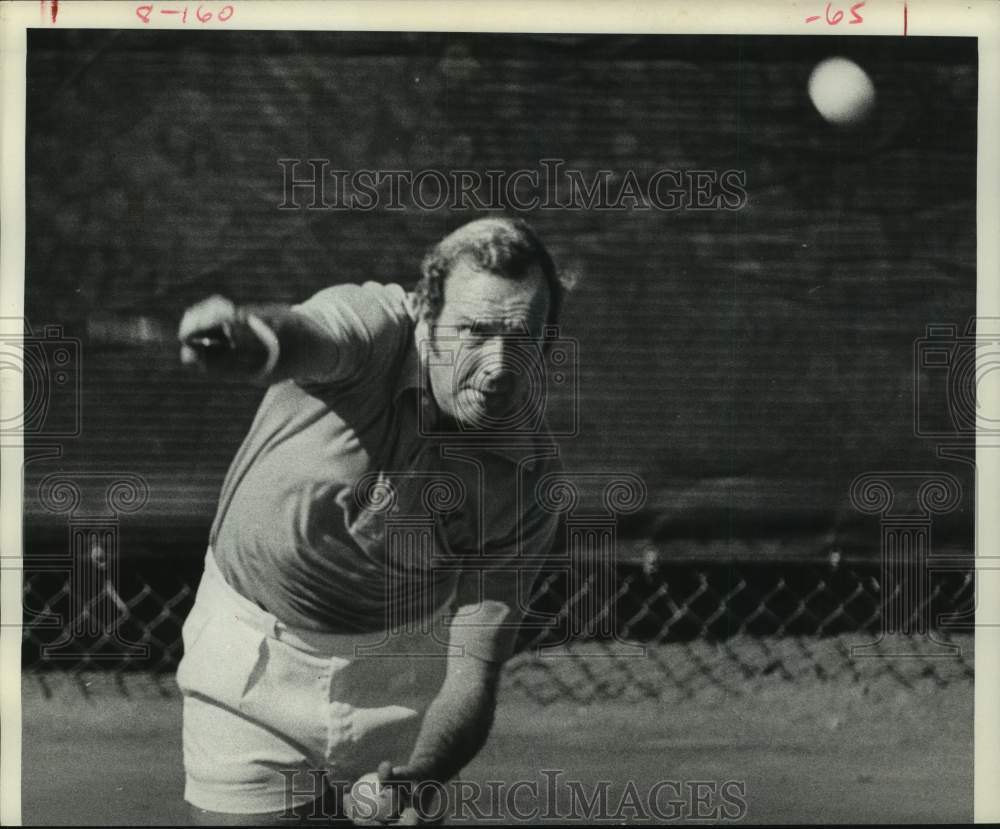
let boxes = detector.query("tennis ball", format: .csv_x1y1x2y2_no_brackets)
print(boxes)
346,772,401,825
808,57,876,126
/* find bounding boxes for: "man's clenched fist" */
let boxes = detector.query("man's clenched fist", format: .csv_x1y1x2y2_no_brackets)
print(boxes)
178,295,273,379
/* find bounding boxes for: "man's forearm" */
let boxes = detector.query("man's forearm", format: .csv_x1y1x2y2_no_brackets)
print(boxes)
405,657,502,785
241,303,340,383
179,296,340,384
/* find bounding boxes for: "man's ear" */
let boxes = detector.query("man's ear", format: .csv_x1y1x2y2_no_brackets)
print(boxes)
415,318,437,354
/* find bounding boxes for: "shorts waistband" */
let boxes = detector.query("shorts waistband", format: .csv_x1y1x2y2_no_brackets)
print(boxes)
203,549,388,657
202,548,448,658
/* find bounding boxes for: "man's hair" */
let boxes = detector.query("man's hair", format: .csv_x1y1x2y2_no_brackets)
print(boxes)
414,217,564,330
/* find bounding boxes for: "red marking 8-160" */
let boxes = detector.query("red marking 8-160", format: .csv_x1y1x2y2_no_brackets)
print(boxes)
136,3,235,24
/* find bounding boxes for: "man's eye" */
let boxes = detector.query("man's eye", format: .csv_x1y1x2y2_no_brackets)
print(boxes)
459,324,488,339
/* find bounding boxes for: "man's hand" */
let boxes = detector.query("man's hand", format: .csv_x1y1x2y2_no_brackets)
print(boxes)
178,294,273,379
378,761,442,825
345,761,432,825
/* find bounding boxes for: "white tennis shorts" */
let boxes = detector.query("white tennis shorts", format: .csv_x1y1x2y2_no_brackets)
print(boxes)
177,550,450,815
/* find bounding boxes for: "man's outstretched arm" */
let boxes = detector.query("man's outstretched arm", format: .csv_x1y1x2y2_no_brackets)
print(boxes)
382,573,530,822
395,650,504,787
177,294,347,384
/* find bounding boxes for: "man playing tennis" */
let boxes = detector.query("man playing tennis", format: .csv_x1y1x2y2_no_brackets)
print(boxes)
176,217,566,825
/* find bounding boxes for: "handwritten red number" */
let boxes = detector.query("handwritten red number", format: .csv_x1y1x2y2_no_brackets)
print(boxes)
807,2,863,25
137,2,234,25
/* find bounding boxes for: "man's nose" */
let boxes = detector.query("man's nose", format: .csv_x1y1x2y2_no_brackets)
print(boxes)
479,337,519,393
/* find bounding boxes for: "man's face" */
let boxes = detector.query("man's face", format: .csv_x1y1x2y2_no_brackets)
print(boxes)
426,259,551,430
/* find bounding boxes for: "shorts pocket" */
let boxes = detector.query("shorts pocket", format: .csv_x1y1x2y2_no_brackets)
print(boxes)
176,610,267,709
179,601,212,654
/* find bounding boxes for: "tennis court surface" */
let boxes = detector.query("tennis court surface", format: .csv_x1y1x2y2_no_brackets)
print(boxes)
22,641,973,825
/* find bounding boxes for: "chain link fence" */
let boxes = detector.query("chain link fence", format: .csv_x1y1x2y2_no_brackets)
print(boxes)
20,551,975,701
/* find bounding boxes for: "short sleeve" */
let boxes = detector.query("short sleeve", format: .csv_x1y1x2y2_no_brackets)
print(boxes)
290,281,409,384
